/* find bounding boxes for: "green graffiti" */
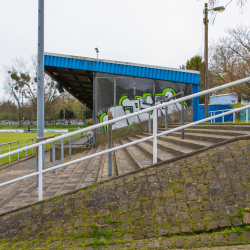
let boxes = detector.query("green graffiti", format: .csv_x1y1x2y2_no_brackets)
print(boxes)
100,112,107,132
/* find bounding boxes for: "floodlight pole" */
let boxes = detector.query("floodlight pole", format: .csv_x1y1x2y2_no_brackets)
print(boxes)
204,3,209,119
37,0,45,167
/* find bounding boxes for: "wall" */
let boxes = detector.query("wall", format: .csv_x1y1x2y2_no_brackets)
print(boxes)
95,107,193,147
1,139,250,249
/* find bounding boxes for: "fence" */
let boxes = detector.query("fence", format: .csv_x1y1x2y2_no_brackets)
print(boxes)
0,77,250,201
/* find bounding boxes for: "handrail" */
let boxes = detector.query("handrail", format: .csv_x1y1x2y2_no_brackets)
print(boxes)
1,77,249,158
0,141,19,146
209,109,232,113
0,76,250,202
1,104,250,189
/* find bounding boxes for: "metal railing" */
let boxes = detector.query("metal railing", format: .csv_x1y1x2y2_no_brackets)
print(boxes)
209,109,233,123
0,76,250,202
210,107,249,123
0,141,19,167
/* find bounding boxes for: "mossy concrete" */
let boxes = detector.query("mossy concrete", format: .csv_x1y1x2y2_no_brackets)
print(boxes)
1,139,250,249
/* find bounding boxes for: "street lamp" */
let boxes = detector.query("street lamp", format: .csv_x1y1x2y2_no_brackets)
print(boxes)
95,48,99,59
204,3,225,118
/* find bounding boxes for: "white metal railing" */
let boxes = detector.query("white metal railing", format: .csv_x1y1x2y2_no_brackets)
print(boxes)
0,76,250,202
210,107,249,123
209,109,232,123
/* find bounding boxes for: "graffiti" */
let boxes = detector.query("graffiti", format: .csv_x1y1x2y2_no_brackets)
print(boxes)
100,88,188,132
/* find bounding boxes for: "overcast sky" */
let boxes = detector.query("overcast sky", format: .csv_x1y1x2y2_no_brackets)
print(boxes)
0,0,249,100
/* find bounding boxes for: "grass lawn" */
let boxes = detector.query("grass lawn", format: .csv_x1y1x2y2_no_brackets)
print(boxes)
0,129,89,166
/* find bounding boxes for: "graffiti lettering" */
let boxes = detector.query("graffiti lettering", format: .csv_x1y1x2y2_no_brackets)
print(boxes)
100,88,188,131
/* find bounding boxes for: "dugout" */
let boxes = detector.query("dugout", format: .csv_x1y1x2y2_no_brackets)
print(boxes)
44,53,200,146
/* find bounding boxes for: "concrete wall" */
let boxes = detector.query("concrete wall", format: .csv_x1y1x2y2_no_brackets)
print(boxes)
96,106,193,147
50,147,92,161
1,139,250,249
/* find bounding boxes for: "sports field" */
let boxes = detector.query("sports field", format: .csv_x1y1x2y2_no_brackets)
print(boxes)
0,127,90,166
0,132,63,166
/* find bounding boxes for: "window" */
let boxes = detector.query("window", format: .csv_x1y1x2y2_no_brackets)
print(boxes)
231,100,236,104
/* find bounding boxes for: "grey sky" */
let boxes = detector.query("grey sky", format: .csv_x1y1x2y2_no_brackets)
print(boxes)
0,0,249,100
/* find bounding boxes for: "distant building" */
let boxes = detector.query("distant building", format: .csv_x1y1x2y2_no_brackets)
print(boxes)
210,94,249,105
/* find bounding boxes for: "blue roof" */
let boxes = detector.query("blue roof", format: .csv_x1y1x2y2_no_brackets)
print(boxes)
44,53,200,84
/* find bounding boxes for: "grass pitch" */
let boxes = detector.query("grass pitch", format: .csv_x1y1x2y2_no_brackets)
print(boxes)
0,132,63,166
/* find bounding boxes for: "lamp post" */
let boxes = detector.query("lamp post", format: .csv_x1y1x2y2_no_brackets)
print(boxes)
95,48,99,59
204,3,225,118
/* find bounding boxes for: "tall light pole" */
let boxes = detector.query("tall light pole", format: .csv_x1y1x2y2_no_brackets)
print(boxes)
37,0,45,167
204,3,225,118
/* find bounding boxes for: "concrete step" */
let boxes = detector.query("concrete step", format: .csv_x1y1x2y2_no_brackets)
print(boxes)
121,139,153,168
128,137,164,162
144,132,212,149
168,131,234,143
43,150,91,198
135,134,194,156
159,128,249,137
189,124,250,131
78,146,108,189
114,141,139,175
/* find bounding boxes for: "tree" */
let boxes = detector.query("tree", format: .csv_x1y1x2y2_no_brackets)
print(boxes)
4,56,60,125
180,55,206,103
209,25,250,119
83,109,92,119
210,25,250,101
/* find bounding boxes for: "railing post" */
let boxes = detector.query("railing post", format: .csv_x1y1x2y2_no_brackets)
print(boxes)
26,140,28,157
9,143,11,163
36,139,39,187
0,146,1,167
153,108,157,164
38,144,43,201
69,136,71,159
108,111,112,176
148,112,151,133
246,109,248,123
165,106,168,136
61,139,64,164
222,111,224,123
233,112,235,123
18,141,19,160
181,92,184,139
32,139,34,154
53,141,55,173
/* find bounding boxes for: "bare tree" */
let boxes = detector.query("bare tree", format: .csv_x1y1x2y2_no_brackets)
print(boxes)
210,25,250,118
4,56,60,125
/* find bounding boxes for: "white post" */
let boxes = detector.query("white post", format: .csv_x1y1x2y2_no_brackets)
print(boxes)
18,141,19,160
222,111,224,123
233,112,235,123
38,144,43,201
153,109,157,164
26,140,28,157
32,139,34,154
9,143,11,163
246,109,248,123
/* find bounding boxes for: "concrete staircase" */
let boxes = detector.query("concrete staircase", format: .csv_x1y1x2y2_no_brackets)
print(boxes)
1,123,250,214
